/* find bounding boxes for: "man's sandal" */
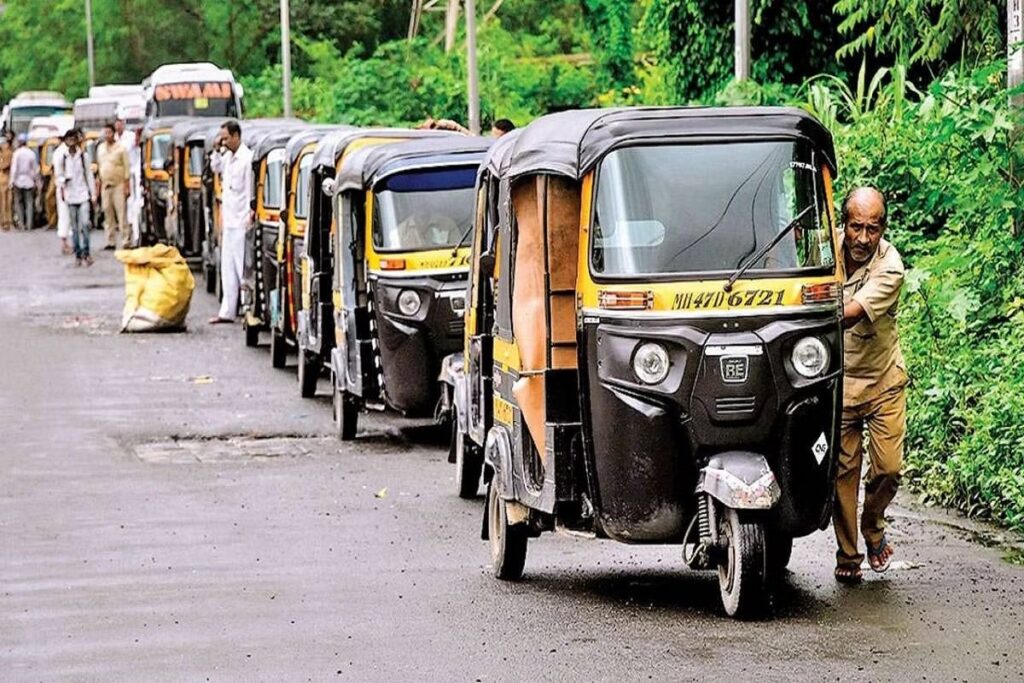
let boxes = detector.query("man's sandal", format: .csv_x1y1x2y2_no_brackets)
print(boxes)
867,535,894,573
835,565,863,584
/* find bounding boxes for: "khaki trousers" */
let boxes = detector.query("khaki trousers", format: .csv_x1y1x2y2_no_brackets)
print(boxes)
834,383,906,568
102,184,129,248
0,173,11,230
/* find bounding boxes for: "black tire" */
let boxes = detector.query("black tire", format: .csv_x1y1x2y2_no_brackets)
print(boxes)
454,408,484,499
333,381,358,441
204,264,216,294
215,260,223,303
486,480,527,580
270,327,287,369
298,348,319,398
244,323,259,348
717,507,769,618
768,532,794,574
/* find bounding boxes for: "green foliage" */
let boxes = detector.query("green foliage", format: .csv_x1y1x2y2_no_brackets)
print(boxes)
639,0,844,103
833,0,1003,66
812,60,1024,532
581,0,637,88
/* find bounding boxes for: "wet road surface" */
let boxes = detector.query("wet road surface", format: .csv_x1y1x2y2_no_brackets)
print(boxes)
1,230,1022,681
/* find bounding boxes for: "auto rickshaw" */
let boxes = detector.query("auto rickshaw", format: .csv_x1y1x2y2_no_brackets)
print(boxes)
450,107,843,618
241,124,311,346
295,128,458,397
169,118,225,259
266,125,341,367
328,134,491,437
140,116,190,245
37,136,60,229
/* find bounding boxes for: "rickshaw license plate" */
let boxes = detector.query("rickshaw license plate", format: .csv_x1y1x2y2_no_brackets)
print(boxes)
721,356,749,383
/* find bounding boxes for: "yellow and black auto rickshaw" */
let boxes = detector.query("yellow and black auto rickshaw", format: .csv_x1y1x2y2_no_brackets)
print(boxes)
140,116,189,245
37,136,60,229
268,126,340,368
327,133,491,437
295,128,464,397
169,118,223,259
242,123,311,346
450,107,843,618
195,120,227,293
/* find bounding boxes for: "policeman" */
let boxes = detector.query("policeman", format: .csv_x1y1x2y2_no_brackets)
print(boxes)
834,186,908,584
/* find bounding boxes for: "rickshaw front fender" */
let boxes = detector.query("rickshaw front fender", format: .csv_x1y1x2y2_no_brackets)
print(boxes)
484,426,514,500
697,451,782,510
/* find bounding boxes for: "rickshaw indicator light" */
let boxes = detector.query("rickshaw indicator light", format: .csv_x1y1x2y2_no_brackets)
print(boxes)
598,290,653,310
801,282,840,305
633,343,671,385
791,337,829,378
397,289,422,316
380,258,407,271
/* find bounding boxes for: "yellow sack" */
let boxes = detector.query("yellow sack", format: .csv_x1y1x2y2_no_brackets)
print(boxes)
115,245,196,332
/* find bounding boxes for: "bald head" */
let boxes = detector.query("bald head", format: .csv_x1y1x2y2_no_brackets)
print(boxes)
842,186,887,264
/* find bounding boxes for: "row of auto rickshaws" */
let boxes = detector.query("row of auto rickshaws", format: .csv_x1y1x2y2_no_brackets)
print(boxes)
142,106,846,618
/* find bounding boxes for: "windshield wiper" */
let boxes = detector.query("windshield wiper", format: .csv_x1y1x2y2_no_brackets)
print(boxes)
723,204,815,292
450,224,474,258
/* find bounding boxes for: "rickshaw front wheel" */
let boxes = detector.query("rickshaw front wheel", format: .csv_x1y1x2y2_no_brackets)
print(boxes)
454,407,484,499
717,507,770,618
333,382,358,441
244,322,259,348
270,327,287,369
298,347,319,398
486,481,527,580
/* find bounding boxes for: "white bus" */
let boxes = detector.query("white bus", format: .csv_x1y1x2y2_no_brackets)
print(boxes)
142,63,243,119
2,91,72,135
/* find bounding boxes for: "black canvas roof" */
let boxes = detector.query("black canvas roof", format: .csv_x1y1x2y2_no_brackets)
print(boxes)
506,106,837,180
171,117,227,147
334,134,490,193
252,126,312,161
311,128,454,172
480,128,520,178
284,125,344,164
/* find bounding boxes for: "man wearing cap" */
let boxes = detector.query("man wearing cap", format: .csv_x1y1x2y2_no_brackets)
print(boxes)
833,186,908,584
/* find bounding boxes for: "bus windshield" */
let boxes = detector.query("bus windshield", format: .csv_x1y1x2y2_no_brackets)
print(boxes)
591,141,834,278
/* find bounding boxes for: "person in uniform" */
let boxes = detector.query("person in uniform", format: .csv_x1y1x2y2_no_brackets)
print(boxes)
95,123,132,249
834,186,907,584
0,132,13,231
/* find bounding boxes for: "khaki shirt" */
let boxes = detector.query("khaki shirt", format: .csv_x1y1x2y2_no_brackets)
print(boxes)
843,237,907,406
96,140,130,186
0,144,11,174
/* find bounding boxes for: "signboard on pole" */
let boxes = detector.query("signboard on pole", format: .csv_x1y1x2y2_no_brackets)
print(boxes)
1011,0,1023,106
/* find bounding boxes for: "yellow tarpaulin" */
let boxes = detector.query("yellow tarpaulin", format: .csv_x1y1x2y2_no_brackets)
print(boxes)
115,245,196,332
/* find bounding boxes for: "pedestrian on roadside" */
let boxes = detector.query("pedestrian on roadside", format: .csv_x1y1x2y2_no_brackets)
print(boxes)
834,186,907,584
58,129,97,266
9,135,39,232
490,119,515,138
96,122,132,250
208,119,252,324
52,134,72,253
0,131,13,231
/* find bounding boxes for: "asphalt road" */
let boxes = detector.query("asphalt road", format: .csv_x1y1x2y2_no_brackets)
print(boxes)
2,230,1023,682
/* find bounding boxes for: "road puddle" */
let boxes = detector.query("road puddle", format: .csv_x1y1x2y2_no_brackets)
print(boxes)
133,435,326,464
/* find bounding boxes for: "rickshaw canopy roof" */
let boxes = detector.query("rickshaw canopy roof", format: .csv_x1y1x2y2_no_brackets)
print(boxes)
252,126,314,161
334,133,490,194
171,117,227,147
480,128,521,179
310,128,449,172
284,124,344,165
506,106,838,180
141,116,193,140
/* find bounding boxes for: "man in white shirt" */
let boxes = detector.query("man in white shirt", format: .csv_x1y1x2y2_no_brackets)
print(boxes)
51,138,72,253
9,135,39,231
209,120,253,323
58,129,97,266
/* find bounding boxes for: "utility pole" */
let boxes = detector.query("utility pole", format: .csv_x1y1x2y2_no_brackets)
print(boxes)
465,0,480,135
85,0,95,88
280,0,293,117
1010,0,1023,107
444,0,460,54
734,0,750,81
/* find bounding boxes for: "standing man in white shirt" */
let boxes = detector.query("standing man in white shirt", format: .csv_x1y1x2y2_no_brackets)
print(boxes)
51,136,72,254
9,135,40,231
59,129,97,266
208,120,253,324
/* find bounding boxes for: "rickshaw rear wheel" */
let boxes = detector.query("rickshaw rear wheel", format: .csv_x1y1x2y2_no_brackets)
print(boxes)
298,347,319,398
333,382,358,441
487,481,527,580
270,327,287,369
204,264,216,294
244,323,259,348
454,407,484,499
717,508,769,618
768,531,793,573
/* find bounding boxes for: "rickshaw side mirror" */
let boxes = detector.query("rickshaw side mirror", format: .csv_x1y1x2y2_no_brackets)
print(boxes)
479,251,496,278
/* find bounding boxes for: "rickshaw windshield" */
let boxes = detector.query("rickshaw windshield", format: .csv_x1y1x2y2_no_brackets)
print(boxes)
262,150,285,209
150,133,171,168
187,144,204,177
373,166,477,252
294,154,313,219
591,141,834,278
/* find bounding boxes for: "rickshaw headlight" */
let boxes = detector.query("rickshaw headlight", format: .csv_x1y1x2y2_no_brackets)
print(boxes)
633,343,670,385
397,289,421,316
791,337,829,378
